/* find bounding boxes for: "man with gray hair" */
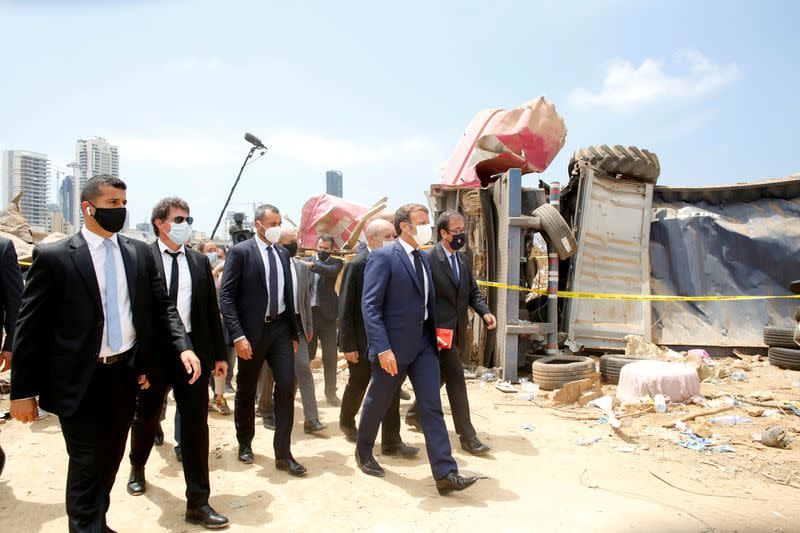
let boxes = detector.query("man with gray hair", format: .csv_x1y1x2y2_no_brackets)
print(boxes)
219,204,307,477
338,218,419,458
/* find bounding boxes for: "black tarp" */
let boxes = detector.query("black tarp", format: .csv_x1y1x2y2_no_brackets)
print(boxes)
650,175,800,347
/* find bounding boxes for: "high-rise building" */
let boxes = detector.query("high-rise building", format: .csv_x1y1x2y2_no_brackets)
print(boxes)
59,175,75,227
326,170,343,198
74,137,119,226
2,149,51,231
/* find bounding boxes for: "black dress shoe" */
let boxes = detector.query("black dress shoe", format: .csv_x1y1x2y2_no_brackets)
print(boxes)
339,422,358,443
399,389,412,401
154,424,164,447
262,415,276,430
126,465,146,496
186,504,229,529
238,445,254,464
435,471,479,495
460,435,492,456
175,445,183,462
381,442,421,458
354,451,385,477
303,419,328,434
405,413,422,431
0,444,5,477
326,395,341,407
275,458,307,477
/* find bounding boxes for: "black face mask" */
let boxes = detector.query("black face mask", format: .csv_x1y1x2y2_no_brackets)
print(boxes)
450,232,467,251
317,250,331,262
89,204,127,234
283,242,298,257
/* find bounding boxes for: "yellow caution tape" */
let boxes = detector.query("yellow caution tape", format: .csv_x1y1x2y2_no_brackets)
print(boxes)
476,280,800,302
18,261,31,267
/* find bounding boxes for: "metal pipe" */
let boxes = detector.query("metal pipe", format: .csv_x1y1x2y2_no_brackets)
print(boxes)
546,181,561,356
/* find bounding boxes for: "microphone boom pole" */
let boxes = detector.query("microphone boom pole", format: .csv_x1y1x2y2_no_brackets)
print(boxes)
210,145,258,240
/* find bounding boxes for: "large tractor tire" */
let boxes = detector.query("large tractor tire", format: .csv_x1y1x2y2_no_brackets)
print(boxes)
569,145,661,184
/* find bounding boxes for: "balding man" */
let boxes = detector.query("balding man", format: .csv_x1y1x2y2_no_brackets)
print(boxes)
256,227,326,434
338,219,419,458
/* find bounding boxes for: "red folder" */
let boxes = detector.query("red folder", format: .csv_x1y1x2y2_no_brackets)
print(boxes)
436,328,454,350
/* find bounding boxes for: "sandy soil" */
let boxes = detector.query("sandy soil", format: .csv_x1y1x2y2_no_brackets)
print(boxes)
1,353,799,533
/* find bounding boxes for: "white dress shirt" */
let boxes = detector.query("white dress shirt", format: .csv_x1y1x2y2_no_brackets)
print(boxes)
81,225,136,357
399,238,429,320
158,240,192,333
255,236,286,316
290,258,300,312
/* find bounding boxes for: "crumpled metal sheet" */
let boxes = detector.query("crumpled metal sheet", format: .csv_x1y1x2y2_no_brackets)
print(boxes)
440,97,566,188
297,194,377,250
650,175,800,347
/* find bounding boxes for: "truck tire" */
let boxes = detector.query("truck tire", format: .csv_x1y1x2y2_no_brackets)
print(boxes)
599,354,654,384
569,145,661,183
532,355,596,390
768,347,800,371
763,325,798,349
532,203,577,260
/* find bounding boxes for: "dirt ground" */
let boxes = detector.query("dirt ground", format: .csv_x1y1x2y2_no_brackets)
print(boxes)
1,353,799,533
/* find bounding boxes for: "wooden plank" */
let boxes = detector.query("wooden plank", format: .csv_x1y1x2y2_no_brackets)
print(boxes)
553,374,600,405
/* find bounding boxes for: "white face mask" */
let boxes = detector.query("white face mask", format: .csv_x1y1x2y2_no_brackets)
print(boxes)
258,222,282,244
166,222,192,245
410,224,432,247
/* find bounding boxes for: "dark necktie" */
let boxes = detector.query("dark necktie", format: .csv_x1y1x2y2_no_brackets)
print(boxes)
411,249,425,292
165,250,181,304
266,246,279,319
450,253,460,284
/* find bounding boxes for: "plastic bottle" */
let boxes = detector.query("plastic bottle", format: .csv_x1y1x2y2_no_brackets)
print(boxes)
654,394,667,413
709,415,753,425
731,370,747,381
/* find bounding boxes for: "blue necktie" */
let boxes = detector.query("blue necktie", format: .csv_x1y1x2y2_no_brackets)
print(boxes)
266,246,279,319
449,253,460,284
103,239,123,351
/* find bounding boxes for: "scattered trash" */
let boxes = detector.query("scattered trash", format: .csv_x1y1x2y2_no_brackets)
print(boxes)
690,421,713,439
687,349,713,364
521,424,536,431
614,446,636,453
481,372,497,382
763,409,780,417
495,380,516,393
587,395,613,411
709,415,752,425
575,437,601,446
463,370,477,379
731,370,747,381
517,392,537,401
674,421,687,431
761,426,792,449
677,431,735,453
521,381,539,393
747,391,774,401
731,360,752,371
654,394,667,413
745,407,765,417
785,404,800,418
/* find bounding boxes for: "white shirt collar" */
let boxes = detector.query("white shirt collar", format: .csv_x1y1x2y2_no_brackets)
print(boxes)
81,225,119,250
255,236,274,253
440,242,457,259
157,238,185,255
399,237,417,256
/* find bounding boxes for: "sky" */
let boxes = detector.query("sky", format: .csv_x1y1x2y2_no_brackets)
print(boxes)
1,0,798,234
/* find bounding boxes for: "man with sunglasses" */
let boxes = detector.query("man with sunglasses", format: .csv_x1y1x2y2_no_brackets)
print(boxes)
126,197,229,529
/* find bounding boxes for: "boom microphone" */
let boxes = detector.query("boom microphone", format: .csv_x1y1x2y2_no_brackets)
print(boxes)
244,132,266,149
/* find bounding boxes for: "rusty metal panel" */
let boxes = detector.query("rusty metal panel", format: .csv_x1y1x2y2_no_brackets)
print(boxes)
566,167,653,350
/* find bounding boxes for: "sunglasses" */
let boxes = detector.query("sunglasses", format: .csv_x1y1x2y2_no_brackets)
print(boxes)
170,216,194,225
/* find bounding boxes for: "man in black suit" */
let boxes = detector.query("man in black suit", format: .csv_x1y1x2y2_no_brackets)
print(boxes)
126,197,229,529
405,211,496,456
307,234,344,406
338,219,418,458
219,204,306,477
0,235,23,476
10,176,201,533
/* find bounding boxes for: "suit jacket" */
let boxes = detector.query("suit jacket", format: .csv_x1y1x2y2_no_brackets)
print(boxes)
0,237,23,352
10,232,190,416
310,256,343,322
361,240,437,363
427,242,491,355
219,237,299,346
149,241,227,369
291,257,314,336
337,248,368,354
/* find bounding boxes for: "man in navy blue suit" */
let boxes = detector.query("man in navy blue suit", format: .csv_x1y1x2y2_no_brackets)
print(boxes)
356,203,479,495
